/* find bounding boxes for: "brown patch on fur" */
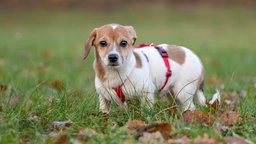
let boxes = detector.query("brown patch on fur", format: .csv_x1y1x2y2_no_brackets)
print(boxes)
197,68,205,92
94,50,106,82
166,45,185,64
84,28,97,60
91,24,137,62
85,24,138,82
133,52,142,68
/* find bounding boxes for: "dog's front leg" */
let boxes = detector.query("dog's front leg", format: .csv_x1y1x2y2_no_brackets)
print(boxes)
99,95,111,114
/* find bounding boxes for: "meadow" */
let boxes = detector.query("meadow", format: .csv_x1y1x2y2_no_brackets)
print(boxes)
0,5,255,143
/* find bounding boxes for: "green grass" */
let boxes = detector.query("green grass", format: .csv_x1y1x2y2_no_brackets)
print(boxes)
0,6,256,143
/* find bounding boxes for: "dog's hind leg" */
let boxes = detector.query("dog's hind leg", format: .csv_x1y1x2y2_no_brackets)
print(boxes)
195,90,207,106
174,82,197,111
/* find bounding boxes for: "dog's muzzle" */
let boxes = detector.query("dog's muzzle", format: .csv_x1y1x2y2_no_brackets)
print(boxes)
108,54,119,66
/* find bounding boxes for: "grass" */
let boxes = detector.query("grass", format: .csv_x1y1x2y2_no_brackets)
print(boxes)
0,5,256,143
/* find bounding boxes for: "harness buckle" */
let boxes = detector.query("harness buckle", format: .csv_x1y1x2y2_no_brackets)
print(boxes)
161,51,168,58
156,47,168,58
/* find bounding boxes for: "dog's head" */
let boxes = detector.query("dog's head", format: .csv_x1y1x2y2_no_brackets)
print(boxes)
84,24,137,68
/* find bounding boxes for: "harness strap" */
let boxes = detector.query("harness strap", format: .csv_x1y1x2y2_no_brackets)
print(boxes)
112,80,126,103
113,87,126,103
155,46,172,92
112,43,172,102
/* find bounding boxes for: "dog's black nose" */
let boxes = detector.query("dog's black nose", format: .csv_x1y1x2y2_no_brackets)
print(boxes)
108,54,119,63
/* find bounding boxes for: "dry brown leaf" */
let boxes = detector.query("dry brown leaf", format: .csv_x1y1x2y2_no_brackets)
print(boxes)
222,91,240,109
39,65,50,73
53,134,69,144
216,122,231,132
134,122,171,140
0,84,8,91
224,136,252,144
208,90,221,110
194,133,223,144
122,140,134,144
21,137,31,144
209,100,219,110
138,131,165,144
181,110,215,126
51,80,65,91
9,95,20,108
77,128,98,140
41,50,54,60
220,111,241,126
168,136,191,144
127,120,145,135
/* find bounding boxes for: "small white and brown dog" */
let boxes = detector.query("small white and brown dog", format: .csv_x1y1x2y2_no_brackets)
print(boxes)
84,24,215,113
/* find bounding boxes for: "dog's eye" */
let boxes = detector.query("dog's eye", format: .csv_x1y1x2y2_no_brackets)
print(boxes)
99,41,107,47
120,40,127,47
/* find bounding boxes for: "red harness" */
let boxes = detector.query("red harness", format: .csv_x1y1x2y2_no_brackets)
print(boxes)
112,44,172,103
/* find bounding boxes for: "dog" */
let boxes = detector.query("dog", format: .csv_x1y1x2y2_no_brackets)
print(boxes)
84,24,209,113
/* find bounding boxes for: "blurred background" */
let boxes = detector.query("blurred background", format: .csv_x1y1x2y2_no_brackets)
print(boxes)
0,0,255,93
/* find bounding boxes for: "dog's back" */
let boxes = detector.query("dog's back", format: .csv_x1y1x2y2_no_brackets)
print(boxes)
134,44,206,110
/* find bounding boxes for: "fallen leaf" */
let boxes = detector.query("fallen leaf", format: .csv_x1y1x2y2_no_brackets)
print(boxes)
77,128,97,140
208,89,221,110
0,84,8,91
127,120,145,135
41,50,54,60
9,95,20,108
181,110,215,126
52,120,72,130
21,137,31,143
39,65,50,73
216,122,230,132
194,133,222,144
220,111,241,126
221,91,240,109
53,134,69,144
122,140,134,144
167,137,190,144
224,136,253,144
138,131,165,143
51,80,65,91
134,122,171,140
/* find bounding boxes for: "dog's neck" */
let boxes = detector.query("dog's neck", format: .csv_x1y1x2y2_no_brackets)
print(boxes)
94,52,136,88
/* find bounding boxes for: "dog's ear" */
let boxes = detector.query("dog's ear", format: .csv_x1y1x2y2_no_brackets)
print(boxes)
84,28,97,60
125,26,137,45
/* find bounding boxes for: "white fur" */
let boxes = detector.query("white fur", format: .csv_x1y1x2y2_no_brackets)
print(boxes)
95,43,207,113
86,25,209,113
111,24,118,30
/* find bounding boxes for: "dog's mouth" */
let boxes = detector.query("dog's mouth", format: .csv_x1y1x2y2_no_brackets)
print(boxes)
108,62,120,67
